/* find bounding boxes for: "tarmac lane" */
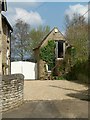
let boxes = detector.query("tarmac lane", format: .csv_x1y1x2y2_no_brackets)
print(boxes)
2,99,88,119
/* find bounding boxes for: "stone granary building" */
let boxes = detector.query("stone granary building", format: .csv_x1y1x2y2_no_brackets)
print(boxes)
34,27,70,80
0,0,13,75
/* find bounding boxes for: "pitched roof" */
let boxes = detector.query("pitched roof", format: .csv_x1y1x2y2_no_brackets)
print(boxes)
2,14,13,32
33,27,65,50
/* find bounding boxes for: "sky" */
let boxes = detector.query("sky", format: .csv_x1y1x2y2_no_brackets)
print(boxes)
2,1,88,34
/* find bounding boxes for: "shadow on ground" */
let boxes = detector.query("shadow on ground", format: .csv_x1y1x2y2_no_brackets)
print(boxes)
67,90,89,101
49,85,89,101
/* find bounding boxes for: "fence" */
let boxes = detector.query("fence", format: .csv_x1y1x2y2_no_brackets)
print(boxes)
11,61,37,80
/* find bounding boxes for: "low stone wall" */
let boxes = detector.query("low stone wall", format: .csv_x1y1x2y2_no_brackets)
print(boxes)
2,74,24,112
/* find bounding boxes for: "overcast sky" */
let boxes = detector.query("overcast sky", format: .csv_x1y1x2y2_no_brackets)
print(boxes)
3,1,88,34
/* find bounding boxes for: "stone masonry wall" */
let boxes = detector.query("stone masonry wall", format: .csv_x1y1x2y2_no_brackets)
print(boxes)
2,74,24,112
2,18,11,75
0,10,2,75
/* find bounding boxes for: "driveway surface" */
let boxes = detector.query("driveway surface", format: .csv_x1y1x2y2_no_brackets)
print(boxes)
24,80,88,100
2,80,89,119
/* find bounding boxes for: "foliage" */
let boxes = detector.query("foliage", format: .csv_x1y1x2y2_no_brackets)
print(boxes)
65,13,88,61
55,76,65,80
56,46,76,79
63,13,88,83
40,40,56,69
64,46,76,73
29,26,50,59
65,60,88,84
29,26,50,49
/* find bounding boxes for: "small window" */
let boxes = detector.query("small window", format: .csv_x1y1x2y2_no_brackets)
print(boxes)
48,64,52,71
46,64,51,72
2,1,7,11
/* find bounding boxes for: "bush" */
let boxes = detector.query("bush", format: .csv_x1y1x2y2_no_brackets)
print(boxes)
65,60,89,83
54,76,65,80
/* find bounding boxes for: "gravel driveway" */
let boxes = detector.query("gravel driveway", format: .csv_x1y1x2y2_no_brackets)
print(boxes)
24,80,88,100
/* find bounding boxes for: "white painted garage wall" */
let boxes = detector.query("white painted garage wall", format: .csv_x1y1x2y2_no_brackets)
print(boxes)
11,61,37,80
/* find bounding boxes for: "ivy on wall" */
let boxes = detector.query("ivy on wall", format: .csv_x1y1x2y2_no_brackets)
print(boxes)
40,40,80,81
40,40,56,69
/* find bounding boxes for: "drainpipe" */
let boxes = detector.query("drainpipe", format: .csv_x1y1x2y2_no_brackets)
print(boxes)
10,30,13,74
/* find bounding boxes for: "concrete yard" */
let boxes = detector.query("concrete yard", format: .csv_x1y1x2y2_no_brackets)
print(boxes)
3,80,89,119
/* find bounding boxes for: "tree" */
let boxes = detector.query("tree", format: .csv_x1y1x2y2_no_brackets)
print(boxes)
29,26,50,48
29,25,50,59
11,20,31,61
65,13,88,61
11,19,50,61
64,13,88,83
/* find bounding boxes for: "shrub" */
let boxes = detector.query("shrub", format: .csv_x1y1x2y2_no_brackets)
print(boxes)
65,60,89,83
55,76,65,80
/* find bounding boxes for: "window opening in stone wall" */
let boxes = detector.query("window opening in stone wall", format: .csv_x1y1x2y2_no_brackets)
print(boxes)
46,64,51,72
58,41,63,58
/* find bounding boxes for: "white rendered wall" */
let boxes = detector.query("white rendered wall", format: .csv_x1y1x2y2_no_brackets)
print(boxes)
11,61,37,80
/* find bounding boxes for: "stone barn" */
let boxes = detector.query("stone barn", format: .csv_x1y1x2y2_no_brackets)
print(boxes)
33,27,70,80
